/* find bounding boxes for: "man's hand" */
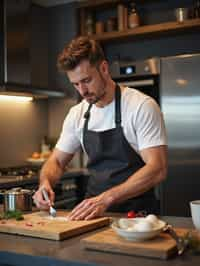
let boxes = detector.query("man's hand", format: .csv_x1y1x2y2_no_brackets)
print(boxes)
32,148,73,211
32,181,55,210
67,194,113,220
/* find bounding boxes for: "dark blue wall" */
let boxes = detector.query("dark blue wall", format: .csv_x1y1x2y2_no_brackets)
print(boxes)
105,32,200,63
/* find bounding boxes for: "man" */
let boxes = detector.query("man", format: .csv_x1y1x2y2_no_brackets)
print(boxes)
33,36,167,220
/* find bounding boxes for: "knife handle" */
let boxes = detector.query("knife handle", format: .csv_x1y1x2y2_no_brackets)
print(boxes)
41,188,50,202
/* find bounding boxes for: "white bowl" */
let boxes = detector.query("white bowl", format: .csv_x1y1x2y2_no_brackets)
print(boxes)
111,217,166,241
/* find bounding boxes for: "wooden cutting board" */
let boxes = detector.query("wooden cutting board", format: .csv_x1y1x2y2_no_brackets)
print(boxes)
0,211,110,240
81,227,189,259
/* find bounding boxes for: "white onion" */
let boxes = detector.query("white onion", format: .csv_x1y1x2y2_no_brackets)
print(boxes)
145,214,158,225
134,220,154,232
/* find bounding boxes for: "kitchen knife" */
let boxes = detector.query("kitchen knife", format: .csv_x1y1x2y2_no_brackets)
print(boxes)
41,188,57,217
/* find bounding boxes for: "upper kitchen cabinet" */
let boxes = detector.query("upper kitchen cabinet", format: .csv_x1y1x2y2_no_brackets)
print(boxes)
76,0,200,43
47,2,78,99
0,0,30,91
31,4,48,91
0,0,64,97
31,4,65,97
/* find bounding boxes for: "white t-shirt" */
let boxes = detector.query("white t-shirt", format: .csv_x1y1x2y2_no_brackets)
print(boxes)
56,87,167,155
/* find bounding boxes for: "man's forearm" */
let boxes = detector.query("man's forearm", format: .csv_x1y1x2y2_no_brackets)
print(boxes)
39,157,64,188
103,162,166,205
39,149,74,188
67,160,167,221
102,146,168,207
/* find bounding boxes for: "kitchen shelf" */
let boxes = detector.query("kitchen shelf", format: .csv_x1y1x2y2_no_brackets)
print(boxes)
77,0,120,8
84,18,200,43
77,0,158,8
77,0,200,43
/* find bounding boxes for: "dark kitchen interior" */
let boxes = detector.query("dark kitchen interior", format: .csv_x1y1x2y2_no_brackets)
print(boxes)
0,0,200,265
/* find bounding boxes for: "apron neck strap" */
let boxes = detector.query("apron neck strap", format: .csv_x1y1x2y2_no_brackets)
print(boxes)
115,84,121,127
84,103,92,131
84,103,93,120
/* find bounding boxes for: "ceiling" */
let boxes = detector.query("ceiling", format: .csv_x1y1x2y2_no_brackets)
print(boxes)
32,0,79,7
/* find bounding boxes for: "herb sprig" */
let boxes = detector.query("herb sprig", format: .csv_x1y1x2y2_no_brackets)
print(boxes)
0,210,24,221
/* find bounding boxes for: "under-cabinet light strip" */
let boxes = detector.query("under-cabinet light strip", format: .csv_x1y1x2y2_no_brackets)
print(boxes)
0,95,33,102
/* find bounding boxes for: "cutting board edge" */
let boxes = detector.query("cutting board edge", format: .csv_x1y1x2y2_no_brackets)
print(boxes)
81,238,177,260
0,227,60,240
80,227,189,260
59,218,110,240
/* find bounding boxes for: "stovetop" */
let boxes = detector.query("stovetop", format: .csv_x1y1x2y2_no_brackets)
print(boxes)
0,165,39,182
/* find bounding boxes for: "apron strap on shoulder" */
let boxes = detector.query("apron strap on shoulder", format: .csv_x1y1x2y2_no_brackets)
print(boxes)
115,84,121,126
84,103,93,119
84,103,93,131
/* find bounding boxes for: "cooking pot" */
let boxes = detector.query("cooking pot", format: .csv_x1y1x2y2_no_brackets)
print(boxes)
0,187,33,212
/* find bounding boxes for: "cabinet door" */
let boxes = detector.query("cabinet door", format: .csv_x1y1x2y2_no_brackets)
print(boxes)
31,5,48,89
48,3,77,98
6,0,30,86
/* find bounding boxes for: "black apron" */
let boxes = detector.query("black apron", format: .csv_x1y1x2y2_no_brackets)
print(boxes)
83,85,158,213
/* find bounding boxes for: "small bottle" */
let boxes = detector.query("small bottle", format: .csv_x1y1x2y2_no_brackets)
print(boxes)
85,13,94,35
41,136,50,153
128,2,140,29
106,17,117,32
95,21,104,34
193,0,200,18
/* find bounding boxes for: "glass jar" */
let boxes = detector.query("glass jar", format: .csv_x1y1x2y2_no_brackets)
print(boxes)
175,8,189,22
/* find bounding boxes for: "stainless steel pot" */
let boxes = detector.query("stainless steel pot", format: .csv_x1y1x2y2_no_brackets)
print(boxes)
0,187,33,212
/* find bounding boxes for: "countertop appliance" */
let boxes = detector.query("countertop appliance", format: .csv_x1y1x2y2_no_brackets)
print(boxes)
160,53,200,217
110,58,160,104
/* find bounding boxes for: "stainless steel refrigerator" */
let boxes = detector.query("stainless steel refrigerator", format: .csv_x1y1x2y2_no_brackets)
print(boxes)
160,54,200,217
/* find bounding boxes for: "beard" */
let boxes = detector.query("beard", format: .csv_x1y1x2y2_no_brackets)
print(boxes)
83,90,105,104
84,73,107,104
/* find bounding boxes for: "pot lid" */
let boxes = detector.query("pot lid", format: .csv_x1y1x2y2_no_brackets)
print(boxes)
5,188,32,195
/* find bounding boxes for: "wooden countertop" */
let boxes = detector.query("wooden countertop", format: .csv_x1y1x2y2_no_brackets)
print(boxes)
0,214,199,266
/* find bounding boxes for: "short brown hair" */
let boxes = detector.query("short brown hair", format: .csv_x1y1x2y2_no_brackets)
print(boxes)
57,36,105,72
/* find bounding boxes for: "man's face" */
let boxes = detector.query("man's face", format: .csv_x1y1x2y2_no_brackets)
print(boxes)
67,60,108,104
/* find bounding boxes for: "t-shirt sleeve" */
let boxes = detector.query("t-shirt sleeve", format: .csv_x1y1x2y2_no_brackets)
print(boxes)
134,98,167,150
55,107,81,154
